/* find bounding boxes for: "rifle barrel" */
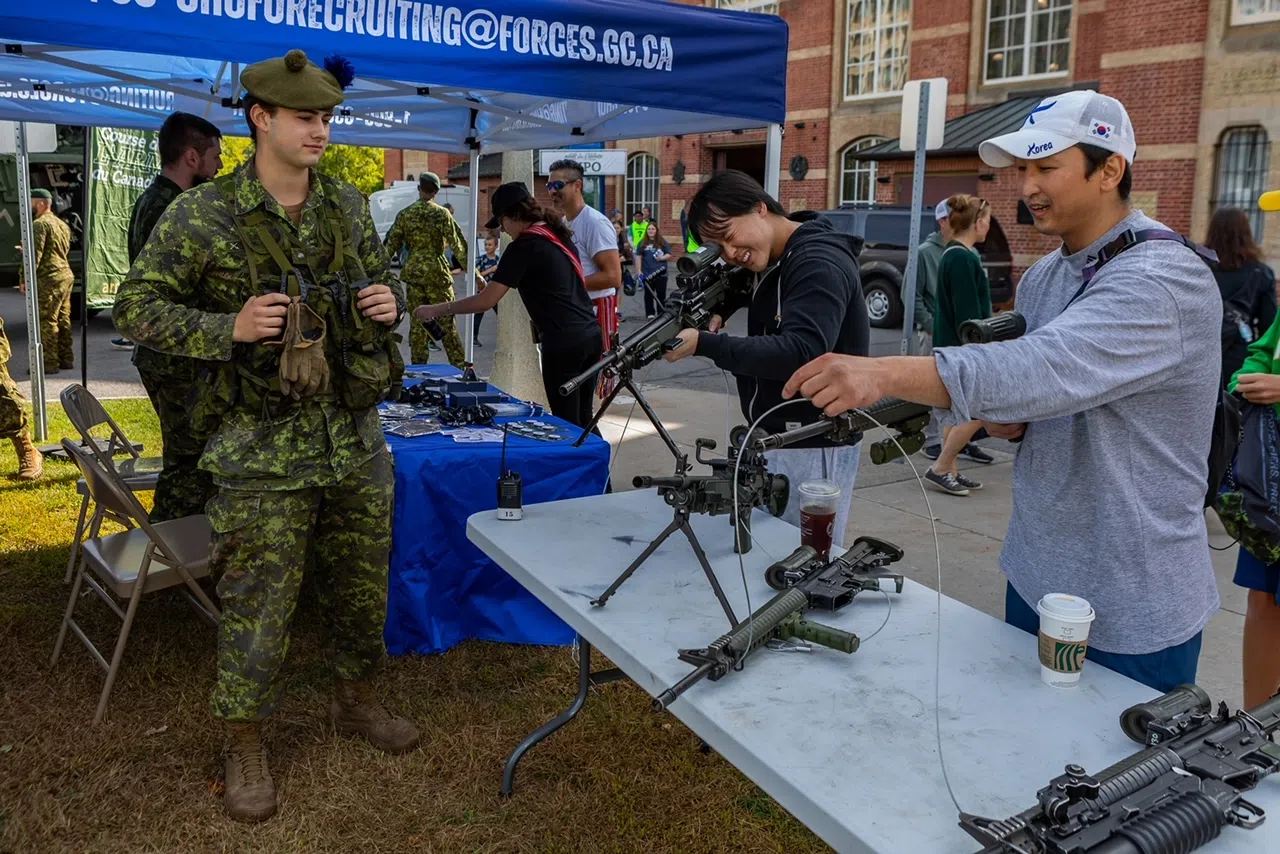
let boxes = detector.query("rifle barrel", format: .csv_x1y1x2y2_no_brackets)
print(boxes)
653,662,715,711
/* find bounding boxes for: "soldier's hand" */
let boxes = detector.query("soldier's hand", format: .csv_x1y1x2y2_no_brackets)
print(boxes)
233,293,291,343
357,284,400,326
17,281,25,296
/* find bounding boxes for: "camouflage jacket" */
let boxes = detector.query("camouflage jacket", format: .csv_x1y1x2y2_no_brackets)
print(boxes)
114,160,404,490
20,211,73,286
127,174,192,378
384,199,467,286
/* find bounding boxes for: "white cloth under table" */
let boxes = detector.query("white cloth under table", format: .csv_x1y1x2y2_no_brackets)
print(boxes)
467,489,1279,853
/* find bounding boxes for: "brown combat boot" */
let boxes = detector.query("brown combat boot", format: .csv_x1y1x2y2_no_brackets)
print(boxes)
331,680,420,754
223,722,277,823
12,434,43,481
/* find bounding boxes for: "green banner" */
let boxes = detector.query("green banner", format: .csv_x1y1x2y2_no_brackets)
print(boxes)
85,127,159,309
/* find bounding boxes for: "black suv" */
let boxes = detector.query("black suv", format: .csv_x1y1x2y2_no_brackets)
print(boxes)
820,205,1015,328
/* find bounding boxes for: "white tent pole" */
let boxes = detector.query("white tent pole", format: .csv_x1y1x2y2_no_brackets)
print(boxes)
464,146,480,366
764,123,782,199
15,123,47,442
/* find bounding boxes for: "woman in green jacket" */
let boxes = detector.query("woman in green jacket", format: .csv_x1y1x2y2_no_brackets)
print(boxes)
926,194,992,496
1228,306,1280,708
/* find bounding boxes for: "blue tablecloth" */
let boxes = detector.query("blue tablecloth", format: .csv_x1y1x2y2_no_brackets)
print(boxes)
385,365,610,655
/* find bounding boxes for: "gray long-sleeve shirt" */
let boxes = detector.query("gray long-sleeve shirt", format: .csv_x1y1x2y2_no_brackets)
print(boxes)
934,210,1221,655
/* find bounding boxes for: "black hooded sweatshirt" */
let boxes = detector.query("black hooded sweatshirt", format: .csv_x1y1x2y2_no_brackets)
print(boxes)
696,212,868,447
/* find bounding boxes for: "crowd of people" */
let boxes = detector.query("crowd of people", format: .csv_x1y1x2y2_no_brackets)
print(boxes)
2,49,1277,825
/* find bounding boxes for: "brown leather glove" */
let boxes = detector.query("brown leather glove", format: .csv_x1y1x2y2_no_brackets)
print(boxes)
278,298,331,400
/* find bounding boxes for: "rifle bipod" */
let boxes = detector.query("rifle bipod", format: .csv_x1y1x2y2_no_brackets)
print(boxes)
592,500,742,628
571,360,684,465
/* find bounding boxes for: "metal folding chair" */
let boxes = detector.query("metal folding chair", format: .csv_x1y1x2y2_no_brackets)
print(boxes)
51,439,219,725
59,384,163,583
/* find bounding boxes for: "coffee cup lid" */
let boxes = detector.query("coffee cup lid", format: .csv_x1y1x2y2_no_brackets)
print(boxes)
798,478,841,498
1038,593,1095,622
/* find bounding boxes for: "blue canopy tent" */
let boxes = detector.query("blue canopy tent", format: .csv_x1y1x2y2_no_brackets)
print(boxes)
0,0,789,437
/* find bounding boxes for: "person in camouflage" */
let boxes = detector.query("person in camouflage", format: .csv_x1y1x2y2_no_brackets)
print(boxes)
0,316,42,480
383,172,468,367
114,49,418,824
18,189,75,373
125,112,223,522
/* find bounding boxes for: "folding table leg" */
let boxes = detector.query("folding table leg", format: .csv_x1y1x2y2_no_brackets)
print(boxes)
500,636,625,797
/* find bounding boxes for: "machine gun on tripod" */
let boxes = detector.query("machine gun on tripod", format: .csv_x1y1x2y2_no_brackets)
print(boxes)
591,434,788,627
559,244,754,462
960,684,1280,854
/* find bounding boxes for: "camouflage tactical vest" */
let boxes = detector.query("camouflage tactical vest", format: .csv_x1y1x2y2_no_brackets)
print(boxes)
192,175,402,434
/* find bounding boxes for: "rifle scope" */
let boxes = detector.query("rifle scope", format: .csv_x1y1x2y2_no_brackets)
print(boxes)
1119,684,1214,744
959,311,1026,345
676,243,722,275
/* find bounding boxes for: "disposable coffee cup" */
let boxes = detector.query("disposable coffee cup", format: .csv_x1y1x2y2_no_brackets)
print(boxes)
1036,593,1096,688
798,479,841,561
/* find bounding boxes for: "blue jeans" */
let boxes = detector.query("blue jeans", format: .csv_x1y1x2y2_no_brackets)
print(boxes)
1004,582,1202,693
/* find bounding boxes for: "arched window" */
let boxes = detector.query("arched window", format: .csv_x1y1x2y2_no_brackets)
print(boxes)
1213,127,1271,241
840,137,885,205
625,154,661,222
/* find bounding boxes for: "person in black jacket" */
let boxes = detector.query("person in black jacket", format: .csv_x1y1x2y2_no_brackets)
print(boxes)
1205,206,1276,389
664,170,869,542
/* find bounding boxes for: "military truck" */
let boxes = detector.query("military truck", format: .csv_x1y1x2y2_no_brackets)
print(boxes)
0,125,86,296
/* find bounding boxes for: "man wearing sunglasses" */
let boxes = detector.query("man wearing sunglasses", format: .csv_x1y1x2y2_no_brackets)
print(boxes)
547,159,623,398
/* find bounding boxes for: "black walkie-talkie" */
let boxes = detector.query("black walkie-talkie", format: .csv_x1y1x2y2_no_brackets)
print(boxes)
497,424,523,521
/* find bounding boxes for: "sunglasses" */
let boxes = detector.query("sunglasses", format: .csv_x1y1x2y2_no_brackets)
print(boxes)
545,179,580,192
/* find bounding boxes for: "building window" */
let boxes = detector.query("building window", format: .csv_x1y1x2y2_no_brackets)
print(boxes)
625,154,661,222
840,137,885,205
714,0,780,14
844,0,912,99
1213,127,1271,242
1232,0,1280,25
985,0,1072,83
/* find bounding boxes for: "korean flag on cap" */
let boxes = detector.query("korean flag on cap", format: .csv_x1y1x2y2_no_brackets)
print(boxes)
1089,119,1114,141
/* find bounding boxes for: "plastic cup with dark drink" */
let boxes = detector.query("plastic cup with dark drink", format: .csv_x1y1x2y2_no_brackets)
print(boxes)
798,479,842,561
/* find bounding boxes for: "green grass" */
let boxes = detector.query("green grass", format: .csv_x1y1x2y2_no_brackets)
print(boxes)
0,400,830,853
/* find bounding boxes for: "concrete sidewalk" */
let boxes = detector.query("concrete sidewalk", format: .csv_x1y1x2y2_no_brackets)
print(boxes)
599,386,1248,710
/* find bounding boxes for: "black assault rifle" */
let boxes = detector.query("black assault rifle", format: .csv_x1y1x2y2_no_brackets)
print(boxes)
560,244,754,460
960,684,1280,854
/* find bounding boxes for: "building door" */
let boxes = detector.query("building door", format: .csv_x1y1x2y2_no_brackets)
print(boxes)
713,145,766,186
894,174,980,209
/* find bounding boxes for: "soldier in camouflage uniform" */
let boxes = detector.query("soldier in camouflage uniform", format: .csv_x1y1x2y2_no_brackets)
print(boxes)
114,49,419,824
125,112,223,522
383,172,468,367
0,316,42,480
19,189,75,373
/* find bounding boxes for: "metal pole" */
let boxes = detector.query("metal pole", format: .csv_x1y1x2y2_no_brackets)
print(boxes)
81,128,91,389
463,146,480,365
898,81,930,357
763,123,782,199
15,123,47,441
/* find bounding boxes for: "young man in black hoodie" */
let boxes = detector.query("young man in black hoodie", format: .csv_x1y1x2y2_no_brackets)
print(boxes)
664,170,869,542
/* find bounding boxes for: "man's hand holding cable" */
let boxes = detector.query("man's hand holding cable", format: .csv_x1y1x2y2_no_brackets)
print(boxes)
783,354,954,416
357,283,400,326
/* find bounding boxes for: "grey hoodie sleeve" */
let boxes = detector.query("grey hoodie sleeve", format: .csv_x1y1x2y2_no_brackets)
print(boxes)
933,248,1219,425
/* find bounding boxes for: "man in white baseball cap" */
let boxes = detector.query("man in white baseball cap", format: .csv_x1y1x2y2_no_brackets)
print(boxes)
780,90,1223,692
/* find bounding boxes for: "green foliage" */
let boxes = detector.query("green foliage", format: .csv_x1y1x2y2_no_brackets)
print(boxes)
217,135,385,195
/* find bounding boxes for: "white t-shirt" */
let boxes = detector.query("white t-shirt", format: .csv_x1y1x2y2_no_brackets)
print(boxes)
566,204,619,300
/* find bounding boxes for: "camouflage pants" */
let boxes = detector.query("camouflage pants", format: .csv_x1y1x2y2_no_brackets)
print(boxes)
137,362,216,523
406,278,465,368
0,318,30,442
37,275,74,371
207,450,394,722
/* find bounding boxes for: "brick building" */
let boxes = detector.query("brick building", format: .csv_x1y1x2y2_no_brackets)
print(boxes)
385,1,1279,275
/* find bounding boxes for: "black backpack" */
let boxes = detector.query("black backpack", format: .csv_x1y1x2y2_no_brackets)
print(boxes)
1079,228,1233,507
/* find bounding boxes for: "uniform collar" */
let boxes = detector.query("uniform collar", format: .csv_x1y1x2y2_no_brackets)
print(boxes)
234,158,323,220
152,174,184,195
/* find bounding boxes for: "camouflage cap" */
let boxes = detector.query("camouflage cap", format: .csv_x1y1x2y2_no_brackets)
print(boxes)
419,172,441,190
30,188,52,201
241,49,353,111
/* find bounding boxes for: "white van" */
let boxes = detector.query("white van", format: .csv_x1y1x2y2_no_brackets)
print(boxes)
369,181,474,246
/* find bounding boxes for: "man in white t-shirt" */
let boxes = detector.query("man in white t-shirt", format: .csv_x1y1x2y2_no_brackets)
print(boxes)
548,158,623,397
